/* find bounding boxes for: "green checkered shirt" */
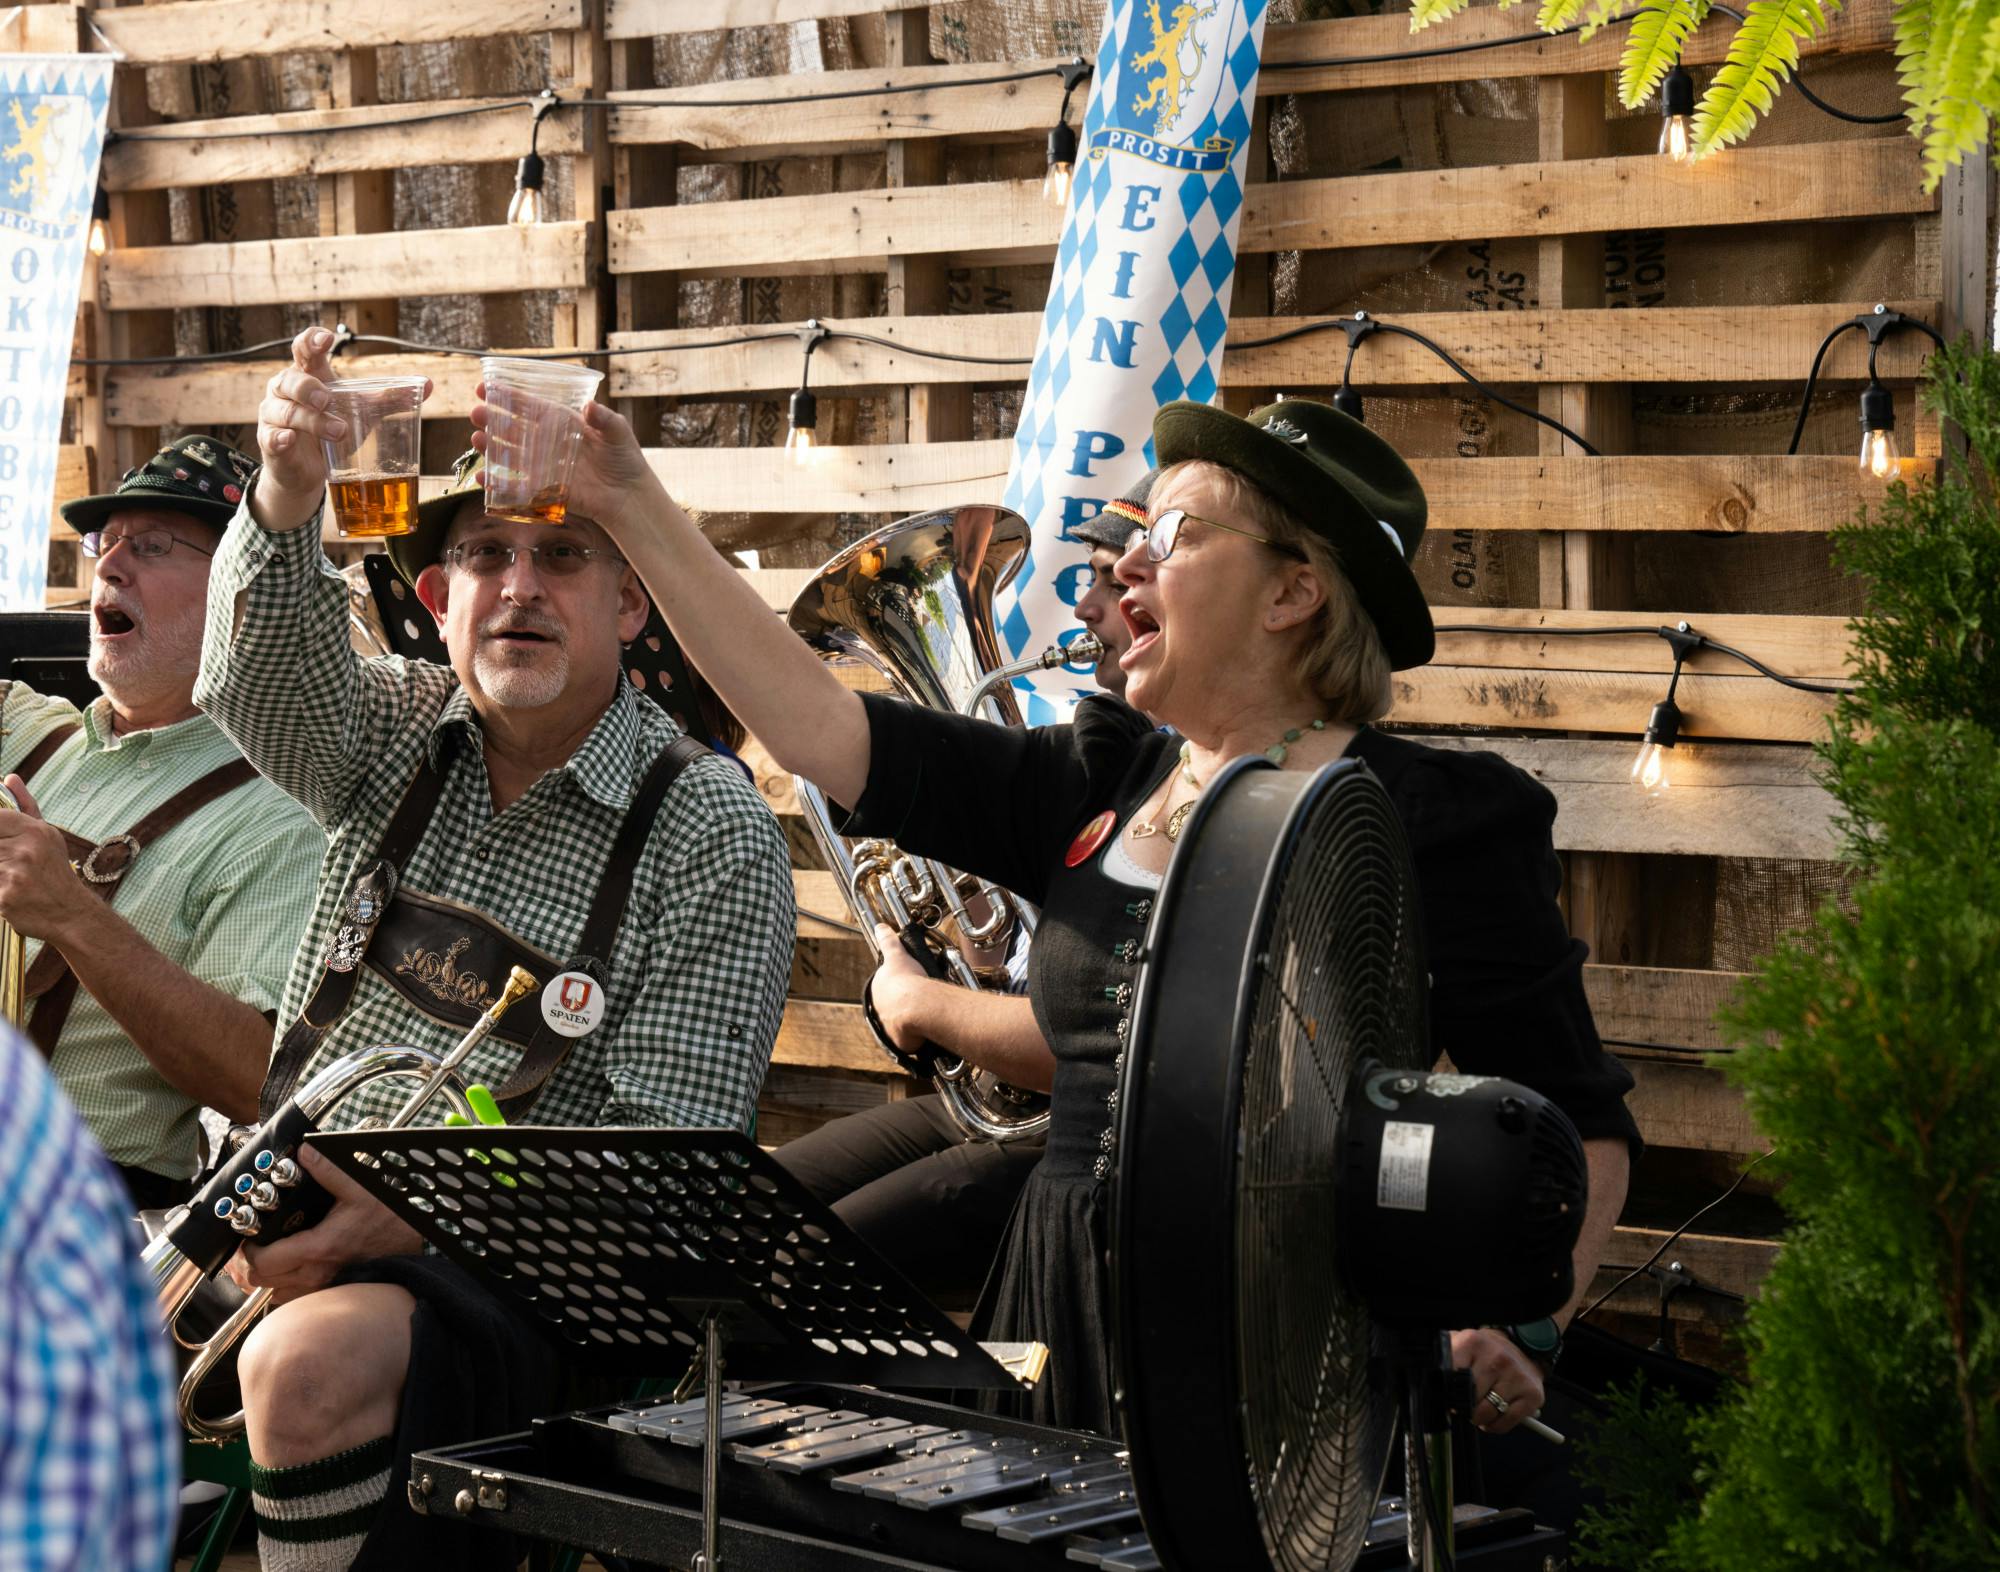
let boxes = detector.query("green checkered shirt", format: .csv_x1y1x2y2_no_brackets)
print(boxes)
194,500,794,1135
0,683,323,1177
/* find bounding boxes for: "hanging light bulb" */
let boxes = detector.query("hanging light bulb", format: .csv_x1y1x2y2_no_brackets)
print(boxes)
87,185,109,257
508,151,546,227
1043,119,1077,208
1858,379,1899,478
1332,381,1365,423
785,387,818,462
1658,64,1695,163
1631,696,1681,794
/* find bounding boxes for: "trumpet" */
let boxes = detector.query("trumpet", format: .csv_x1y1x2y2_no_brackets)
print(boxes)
146,965,537,1443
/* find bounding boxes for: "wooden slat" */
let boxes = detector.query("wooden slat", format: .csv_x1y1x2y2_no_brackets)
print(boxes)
609,1,1893,157
55,445,90,503
102,99,587,192
102,223,590,311
654,443,1905,536
90,0,585,64
1431,609,1853,681
610,140,1931,279
609,301,1936,399
1583,965,1748,1053
1394,665,1837,742
0,4,82,51
766,997,1762,1152
108,354,503,427
1588,1226,1778,1316
1412,736,1839,859
609,0,921,37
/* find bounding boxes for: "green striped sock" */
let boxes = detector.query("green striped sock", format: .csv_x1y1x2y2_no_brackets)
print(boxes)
249,1435,393,1571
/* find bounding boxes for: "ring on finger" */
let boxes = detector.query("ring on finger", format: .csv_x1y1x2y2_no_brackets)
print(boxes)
1484,1389,1509,1416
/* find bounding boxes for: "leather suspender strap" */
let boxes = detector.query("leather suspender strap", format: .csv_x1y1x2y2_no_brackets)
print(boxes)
489,733,708,1112
259,758,450,1117
12,723,80,788
23,756,261,1058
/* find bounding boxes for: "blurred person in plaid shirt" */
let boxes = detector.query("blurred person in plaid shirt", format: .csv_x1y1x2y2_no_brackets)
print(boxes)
0,1024,178,1572
194,328,795,1570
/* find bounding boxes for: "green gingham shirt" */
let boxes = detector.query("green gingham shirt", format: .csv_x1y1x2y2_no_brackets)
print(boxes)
0,684,323,1177
194,498,794,1135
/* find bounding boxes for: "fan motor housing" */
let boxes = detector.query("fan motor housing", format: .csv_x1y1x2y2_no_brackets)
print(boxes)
1336,1067,1587,1328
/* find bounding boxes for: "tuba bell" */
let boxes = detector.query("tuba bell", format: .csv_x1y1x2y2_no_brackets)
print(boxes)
145,965,537,1442
788,506,1103,1144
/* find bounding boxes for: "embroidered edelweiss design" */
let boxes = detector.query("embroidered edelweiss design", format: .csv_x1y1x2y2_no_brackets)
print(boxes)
396,935,493,1010
1261,418,1310,445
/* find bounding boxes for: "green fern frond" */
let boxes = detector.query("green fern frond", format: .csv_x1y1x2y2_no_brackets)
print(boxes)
1409,0,1476,32
1496,0,1528,9
1691,0,1836,157
1893,0,1936,129
1538,0,1590,32
1908,0,2000,190
1579,0,1639,40
1617,0,1709,104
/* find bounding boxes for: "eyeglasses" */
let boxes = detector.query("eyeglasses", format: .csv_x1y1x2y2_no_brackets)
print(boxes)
80,527,217,561
440,539,625,578
1139,508,1305,564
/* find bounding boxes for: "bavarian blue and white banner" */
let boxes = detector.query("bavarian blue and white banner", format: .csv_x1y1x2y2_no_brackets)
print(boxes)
0,55,112,611
997,0,1268,723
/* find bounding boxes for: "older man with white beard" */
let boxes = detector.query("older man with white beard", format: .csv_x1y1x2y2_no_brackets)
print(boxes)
0,437,321,1210
194,328,793,1572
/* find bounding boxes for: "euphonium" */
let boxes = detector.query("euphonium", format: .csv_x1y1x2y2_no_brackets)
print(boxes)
145,965,537,1443
0,782,24,1023
788,506,1104,1144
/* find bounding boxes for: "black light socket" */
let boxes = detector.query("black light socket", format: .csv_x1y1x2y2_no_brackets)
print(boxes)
1661,63,1695,119
1859,380,1895,435
514,151,546,193
1642,697,1682,751
1332,383,1365,422
788,386,818,433
1047,119,1078,170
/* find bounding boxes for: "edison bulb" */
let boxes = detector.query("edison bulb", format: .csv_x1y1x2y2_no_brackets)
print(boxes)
1631,741,1671,793
1659,115,1692,163
87,216,108,257
1860,425,1900,479
507,184,544,228
1043,160,1073,207
785,424,817,464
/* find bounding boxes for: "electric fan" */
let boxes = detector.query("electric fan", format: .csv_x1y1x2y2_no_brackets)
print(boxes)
1112,755,1588,1572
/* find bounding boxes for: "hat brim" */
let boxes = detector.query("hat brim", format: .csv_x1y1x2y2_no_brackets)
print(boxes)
1152,403,1435,670
59,491,238,534
387,486,479,587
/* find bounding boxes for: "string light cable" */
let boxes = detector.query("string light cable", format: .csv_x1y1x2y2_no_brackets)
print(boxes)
1573,1148,1778,1327
1043,58,1094,208
785,319,830,460
508,88,560,227
1784,304,1949,474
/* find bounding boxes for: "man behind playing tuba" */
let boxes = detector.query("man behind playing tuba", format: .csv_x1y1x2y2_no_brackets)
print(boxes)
195,328,794,1572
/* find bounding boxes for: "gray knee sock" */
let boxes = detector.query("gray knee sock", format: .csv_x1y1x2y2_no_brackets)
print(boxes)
249,1434,392,1571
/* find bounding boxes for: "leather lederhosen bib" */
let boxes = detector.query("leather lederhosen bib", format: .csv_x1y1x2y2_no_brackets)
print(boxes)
259,733,706,1122
10,723,260,1057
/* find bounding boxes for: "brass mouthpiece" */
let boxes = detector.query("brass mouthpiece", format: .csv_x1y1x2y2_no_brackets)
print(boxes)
491,966,538,1020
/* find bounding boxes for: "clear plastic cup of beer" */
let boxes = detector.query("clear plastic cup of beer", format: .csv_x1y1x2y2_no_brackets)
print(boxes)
320,376,427,538
478,357,605,525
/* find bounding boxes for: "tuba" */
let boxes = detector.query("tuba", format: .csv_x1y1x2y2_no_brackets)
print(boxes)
144,966,536,1442
788,506,1103,1144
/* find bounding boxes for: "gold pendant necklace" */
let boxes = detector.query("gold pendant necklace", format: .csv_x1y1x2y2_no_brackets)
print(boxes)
1131,719,1327,844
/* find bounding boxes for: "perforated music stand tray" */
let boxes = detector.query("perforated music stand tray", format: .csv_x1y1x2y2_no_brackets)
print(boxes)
311,1125,1025,1392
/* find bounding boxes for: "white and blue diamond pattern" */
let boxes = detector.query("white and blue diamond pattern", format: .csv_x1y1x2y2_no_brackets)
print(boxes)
997,0,1269,724
0,55,113,611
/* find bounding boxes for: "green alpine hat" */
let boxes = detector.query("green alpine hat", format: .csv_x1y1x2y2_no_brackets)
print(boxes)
387,448,485,587
1151,397,1433,670
60,434,258,533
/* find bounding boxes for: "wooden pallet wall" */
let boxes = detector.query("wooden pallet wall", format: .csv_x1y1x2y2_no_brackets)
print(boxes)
46,0,1995,1357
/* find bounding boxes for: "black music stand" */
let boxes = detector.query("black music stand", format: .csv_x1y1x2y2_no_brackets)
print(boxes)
314,1126,1038,1572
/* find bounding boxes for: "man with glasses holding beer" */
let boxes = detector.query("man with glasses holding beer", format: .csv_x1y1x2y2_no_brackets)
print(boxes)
0,438,322,1211
196,327,794,1570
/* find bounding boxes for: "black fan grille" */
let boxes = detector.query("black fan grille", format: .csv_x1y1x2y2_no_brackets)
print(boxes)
1235,768,1430,1572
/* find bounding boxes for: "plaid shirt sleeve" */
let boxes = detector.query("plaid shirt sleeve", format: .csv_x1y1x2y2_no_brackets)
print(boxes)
0,1031,178,1572
598,763,795,1131
196,485,452,828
